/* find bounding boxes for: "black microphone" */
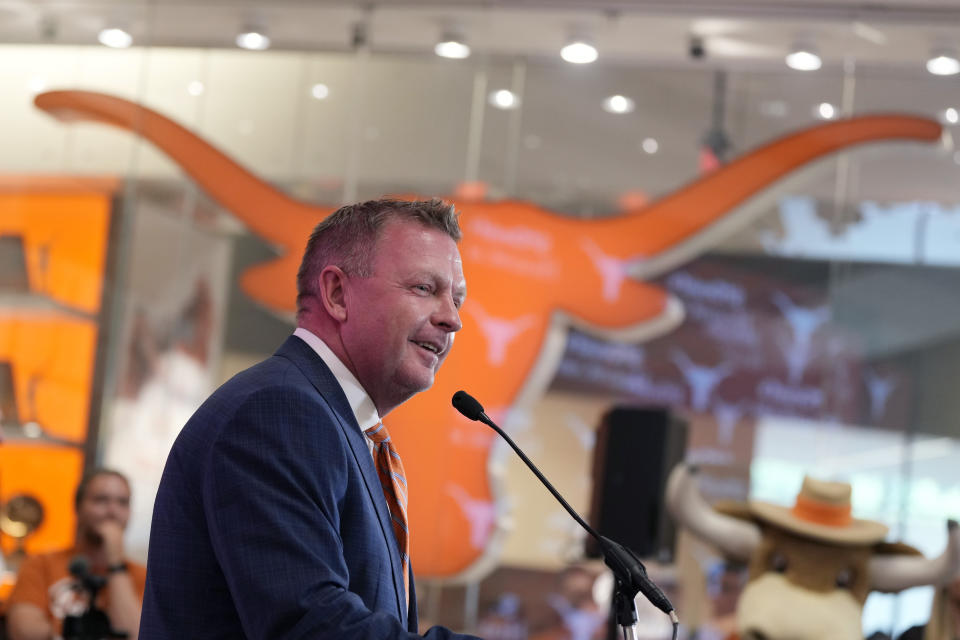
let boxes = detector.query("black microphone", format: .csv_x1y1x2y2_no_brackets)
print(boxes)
451,390,679,631
69,555,105,592
68,555,89,577
65,556,126,640
452,390,485,421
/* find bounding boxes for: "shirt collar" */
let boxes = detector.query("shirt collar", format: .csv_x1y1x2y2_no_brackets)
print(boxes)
292,327,381,432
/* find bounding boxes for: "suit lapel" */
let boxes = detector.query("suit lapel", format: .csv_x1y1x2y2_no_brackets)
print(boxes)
275,336,407,626
407,564,419,632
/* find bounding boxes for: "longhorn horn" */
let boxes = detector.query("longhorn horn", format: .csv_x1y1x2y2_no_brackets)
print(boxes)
579,114,941,274
665,464,760,561
36,92,941,279
870,520,960,593
640,115,942,253
33,90,323,248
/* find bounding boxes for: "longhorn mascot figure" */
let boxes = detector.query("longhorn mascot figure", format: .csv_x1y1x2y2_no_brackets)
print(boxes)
667,465,960,640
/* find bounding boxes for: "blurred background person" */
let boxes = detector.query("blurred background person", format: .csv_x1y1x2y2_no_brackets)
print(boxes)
531,566,607,640
4,469,145,640
478,593,528,640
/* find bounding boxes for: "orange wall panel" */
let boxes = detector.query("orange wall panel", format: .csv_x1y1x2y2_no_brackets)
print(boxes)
1,179,115,562
0,192,111,314
0,315,97,443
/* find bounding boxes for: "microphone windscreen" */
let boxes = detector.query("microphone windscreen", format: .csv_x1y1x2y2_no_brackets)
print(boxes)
452,390,484,421
68,555,89,578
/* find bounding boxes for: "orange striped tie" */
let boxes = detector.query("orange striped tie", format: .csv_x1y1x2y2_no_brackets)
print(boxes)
364,421,409,603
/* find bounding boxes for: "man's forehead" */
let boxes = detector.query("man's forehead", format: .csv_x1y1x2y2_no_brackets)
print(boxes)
375,221,459,259
410,267,466,287
86,475,130,494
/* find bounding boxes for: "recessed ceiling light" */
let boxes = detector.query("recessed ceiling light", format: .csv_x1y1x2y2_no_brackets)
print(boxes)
488,89,519,110
944,108,959,124
187,81,204,96
435,29,470,59
641,138,659,154
786,44,822,71
311,83,330,100
236,29,270,51
435,40,470,59
927,50,960,76
98,27,132,49
602,95,635,114
816,102,837,120
561,40,598,64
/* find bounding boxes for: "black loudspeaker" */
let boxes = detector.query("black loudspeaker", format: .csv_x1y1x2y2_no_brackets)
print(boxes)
585,406,687,562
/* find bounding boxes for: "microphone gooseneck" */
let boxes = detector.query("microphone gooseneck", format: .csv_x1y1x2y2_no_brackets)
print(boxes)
451,389,679,637
452,391,600,539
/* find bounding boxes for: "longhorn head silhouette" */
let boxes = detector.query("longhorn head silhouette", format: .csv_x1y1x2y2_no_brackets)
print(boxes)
34,90,941,579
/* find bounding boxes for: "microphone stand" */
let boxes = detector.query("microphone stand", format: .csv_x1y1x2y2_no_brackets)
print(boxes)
64,558,128,640
452,391,679,640
599,537,671,640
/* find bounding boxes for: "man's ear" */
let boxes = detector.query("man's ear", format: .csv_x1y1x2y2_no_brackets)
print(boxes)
317,266,349,322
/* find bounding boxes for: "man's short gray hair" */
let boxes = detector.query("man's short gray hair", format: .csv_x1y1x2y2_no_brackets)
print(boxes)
296,198,461,317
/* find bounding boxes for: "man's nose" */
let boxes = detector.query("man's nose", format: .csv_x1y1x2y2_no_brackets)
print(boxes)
435,296,462,333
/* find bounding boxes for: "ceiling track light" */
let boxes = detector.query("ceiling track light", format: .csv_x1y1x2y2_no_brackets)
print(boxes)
236,26,270,51
602,95,635,114
311,83,330,100
786,43,822,71
435,26,470,59
488,89,519,110
927,49,960,76
561,30,598,64
98,26,132,49
816,102,837,120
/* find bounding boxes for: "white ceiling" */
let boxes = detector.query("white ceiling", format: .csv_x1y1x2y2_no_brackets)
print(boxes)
1,0,958,222
2,0,960,71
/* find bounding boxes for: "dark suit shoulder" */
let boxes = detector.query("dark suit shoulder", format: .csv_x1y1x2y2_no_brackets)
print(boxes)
214,352,314,402
168,353,347,478
159,353,353,522
187,354,326,430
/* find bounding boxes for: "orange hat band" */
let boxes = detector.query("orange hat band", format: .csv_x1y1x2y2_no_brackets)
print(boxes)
791,494,853,527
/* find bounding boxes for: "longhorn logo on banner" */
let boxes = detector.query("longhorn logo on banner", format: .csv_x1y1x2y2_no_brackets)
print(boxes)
34,90,941,579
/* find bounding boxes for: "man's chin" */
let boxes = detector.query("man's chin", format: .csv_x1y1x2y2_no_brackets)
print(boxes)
395,370,435,398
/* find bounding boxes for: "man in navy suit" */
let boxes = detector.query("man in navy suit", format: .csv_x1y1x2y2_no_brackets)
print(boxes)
139,198,480,639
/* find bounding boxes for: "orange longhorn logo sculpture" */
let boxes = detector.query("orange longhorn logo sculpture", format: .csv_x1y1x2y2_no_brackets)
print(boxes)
34,90,941,579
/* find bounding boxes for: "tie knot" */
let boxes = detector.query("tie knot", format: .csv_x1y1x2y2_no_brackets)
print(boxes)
364,421,390,444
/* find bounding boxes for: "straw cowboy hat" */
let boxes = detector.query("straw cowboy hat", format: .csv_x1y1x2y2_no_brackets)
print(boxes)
747,476,889,545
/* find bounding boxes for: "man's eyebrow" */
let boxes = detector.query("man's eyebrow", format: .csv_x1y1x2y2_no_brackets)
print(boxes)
409,271,466,298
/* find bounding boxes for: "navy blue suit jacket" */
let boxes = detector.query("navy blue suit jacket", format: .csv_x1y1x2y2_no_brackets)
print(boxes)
140,336,480,639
